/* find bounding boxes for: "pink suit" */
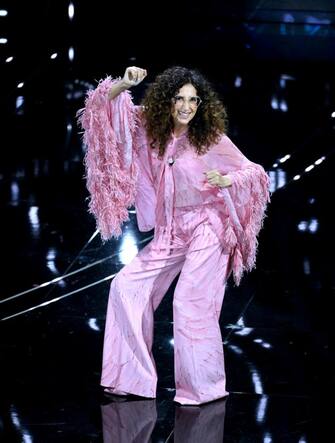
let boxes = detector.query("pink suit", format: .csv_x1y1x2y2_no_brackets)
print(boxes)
77,77,270,405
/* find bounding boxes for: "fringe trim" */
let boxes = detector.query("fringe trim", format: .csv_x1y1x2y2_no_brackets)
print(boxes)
76,77,140,241
225,164,271,286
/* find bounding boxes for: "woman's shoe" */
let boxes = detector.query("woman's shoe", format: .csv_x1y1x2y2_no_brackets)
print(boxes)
103,387,130,401
104,387,128,396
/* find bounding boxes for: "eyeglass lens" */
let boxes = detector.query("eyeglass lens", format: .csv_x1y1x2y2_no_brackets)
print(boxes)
173,95,202,106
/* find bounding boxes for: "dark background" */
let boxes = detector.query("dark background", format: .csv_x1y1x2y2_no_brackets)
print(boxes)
0,1,334,442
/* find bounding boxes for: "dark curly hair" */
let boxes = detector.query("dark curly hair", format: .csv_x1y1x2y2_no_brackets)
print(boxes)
141,66,228,157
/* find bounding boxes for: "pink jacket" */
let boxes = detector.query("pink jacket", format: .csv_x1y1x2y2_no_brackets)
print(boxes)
77,77,270,285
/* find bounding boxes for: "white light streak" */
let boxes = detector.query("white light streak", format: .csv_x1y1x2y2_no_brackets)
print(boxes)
10,181,19,204
68,2,75,20
1,275,115,321
0,233,151,306
251,368,264,394
16,96,24,110
10,407,20,427
47,248,56,261
10,405,33,443
279,154,291,163
298,221,308,232
263,433,272,443
269,170,277,193
279,73,295,88
68,46,74,61
228,344,243,355
23,433,33,443
46,248,59,275
303,258,310,275
253,338,271,348
28,206,40,237
88,318,100,331
269,168,286,191
271,96,278,110
0,9,8,16
6,56,14,62
119,231,138,264
314,156,325,165
308,218,319,233
279,99,288,112
235,327,253,336
234,75,242,87
277,169,286,189
256,395,268,423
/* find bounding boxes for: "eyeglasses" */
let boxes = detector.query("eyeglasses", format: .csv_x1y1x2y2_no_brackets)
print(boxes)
172,95,202,108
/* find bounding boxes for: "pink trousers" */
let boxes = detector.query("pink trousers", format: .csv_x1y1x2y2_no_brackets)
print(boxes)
101,206,230,405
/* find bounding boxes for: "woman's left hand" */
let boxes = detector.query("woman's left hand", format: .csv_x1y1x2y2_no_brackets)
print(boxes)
205,170,232,188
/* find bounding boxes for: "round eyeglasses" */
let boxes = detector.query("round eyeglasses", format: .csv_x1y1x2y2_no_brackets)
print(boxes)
172,95,202,108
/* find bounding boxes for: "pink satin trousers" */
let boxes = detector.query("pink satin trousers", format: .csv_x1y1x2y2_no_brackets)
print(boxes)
101,206,230,405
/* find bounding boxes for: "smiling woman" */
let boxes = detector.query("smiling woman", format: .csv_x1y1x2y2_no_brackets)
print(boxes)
170,84,200,135
77,64,270,406
141,65,228,158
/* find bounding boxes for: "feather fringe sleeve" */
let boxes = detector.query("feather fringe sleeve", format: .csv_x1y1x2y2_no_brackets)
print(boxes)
76,76,139,241
220,163,270,285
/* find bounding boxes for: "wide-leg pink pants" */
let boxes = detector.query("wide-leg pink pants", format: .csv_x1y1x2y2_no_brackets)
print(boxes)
101,206,230,405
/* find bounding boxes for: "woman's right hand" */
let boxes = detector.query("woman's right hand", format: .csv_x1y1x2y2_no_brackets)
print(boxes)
108,67,147,100
122,66,147,88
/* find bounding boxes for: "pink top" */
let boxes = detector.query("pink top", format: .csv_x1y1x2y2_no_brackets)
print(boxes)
77,77,270,285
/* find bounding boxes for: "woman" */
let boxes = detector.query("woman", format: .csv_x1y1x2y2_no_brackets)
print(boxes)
77,66,270,406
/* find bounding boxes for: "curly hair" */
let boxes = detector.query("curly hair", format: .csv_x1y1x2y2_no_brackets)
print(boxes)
141,66,228,157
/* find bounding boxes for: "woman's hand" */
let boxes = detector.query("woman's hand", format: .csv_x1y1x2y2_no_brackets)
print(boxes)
205,170,232,188
108,67,147,100
122,66,147,88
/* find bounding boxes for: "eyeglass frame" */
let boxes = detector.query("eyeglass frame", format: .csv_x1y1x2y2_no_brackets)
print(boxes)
171,94,203,108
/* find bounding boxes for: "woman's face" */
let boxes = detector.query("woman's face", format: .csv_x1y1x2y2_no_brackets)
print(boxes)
171,83,201,131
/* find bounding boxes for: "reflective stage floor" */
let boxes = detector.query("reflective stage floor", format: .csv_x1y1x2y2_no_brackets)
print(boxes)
1,28,335,438
0,151,333,442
